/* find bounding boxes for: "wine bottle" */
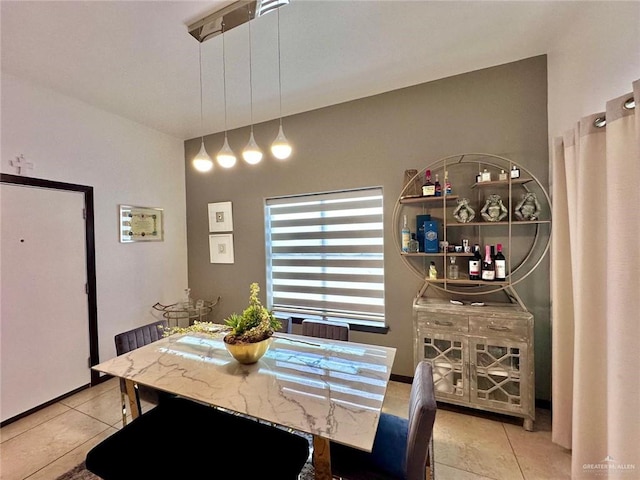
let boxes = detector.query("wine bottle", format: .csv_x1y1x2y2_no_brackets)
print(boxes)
469,244,481,280
495,243,506,281
401,214,410,253
481,244,495,281
444,170,452,195
422,169,435,197
434,173,442,197
490,244,496,262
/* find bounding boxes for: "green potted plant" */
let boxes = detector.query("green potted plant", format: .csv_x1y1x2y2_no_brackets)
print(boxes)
161,283,280,363
222,283,281,363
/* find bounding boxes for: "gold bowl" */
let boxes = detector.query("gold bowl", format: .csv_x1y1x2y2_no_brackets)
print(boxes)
223,336,272,364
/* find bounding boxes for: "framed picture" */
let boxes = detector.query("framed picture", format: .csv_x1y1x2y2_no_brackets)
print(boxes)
208,201,233,232
209,234,234,264
119,205,164,242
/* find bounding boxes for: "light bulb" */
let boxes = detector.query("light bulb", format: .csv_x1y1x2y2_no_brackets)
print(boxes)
242,131,263,165
192,140,213,172
271,124,292,160
216,137,237,168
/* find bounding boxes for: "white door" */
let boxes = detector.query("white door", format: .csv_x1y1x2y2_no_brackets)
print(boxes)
0,183,90,423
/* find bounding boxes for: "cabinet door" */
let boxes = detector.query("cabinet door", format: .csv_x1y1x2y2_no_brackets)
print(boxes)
469,338,528,414
418,329,467,400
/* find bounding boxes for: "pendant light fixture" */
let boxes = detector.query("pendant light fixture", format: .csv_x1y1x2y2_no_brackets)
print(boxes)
193,41,213,172
242,4,263,165
271,6,292,160
216,22,237,169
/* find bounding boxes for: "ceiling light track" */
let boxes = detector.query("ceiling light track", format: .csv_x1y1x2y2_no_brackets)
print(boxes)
188,0,289,43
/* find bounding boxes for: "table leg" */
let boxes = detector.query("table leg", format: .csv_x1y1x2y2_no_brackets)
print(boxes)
313,435,332,480
124,379,141,420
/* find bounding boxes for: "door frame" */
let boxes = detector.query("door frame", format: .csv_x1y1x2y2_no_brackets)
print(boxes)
1,174,99,385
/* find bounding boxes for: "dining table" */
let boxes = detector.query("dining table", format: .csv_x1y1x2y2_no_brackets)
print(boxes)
92,329,397,480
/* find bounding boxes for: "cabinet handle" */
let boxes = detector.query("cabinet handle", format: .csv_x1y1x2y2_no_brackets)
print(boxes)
465,361,469,379
471,363,476,382
488,325,511,332
435,320,454,326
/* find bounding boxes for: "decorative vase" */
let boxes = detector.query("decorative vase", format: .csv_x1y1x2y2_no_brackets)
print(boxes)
223,335,272,364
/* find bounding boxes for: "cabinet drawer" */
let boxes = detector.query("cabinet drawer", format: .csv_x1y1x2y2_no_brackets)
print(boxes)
417,312,468,332
469,316,528,340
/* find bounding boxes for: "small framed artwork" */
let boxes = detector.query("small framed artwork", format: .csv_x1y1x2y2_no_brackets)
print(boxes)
209,234,234,264
119,205,164,243
208,201,233,232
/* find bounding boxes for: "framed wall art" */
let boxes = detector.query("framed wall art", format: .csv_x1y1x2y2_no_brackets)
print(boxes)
209,234,234,264
208,201,233,232
120,205,164,243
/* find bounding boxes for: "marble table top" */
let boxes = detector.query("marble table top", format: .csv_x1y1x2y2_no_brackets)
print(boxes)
93,332,396,452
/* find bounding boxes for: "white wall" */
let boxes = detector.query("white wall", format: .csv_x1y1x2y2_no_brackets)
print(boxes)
1,73,188,362
547,2,640,139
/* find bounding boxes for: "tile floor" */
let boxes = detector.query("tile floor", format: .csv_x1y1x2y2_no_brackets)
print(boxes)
0,378,571,480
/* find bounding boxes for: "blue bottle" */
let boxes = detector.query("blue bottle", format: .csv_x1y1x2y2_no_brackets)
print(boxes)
416,214,431,252
423,220,439,253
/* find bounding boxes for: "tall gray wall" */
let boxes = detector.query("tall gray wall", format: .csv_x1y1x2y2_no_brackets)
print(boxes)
185,55,551,400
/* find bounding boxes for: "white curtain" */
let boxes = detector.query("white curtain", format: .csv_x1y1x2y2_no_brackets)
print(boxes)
552,79,640,479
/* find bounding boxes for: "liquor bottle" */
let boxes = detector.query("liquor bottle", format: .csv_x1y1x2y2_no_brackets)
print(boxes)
476,170,482,183
481,168,491,182
422,169,435,197
444,170,452,195
481,244,495,281
499,169,508,181
447,256,459,279
408,233,419,253
468,244,481,280
428,261,438,280
494,243,507,281
510,165,521,179
401,214,410,253
434,174,442,197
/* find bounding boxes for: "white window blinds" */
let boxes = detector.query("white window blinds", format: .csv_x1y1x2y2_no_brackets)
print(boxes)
265,187,385,325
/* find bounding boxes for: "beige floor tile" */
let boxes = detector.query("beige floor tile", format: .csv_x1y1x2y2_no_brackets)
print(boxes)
0,403,70,444
504,410,571,480
434,462,496,480
0,409,110,480
385,380,412,399
25,428,117,480
434,408,524,480
59,377,119,408
72,388,124,426
382,380,411,418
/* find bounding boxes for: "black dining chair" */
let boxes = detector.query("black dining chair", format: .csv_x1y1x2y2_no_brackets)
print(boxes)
328,361,437,480
275,314,293,333
301,318,350,341
114,319,168,426
85,396,310,480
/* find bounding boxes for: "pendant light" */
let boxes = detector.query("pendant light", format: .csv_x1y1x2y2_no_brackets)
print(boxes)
216,22,237,169
242,4,263,165
193,41,213,172
271,7,292,160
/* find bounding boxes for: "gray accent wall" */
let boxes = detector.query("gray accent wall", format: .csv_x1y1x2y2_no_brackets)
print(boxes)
185,55,551,400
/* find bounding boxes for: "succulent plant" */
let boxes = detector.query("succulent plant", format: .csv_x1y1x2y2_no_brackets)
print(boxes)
223,283,281,344
160,283,280,345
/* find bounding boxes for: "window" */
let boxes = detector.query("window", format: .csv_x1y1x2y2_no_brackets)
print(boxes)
265,187,385,327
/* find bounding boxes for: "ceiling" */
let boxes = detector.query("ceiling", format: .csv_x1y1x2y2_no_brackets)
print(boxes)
1,1,590,141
